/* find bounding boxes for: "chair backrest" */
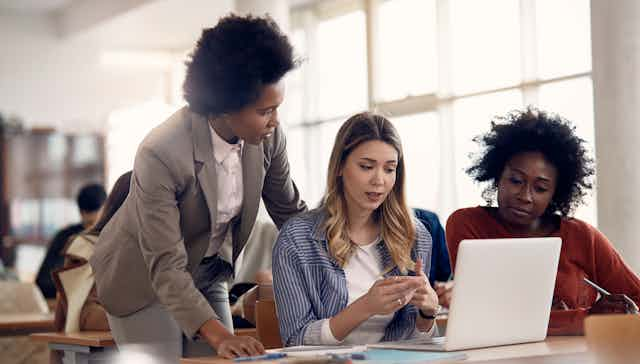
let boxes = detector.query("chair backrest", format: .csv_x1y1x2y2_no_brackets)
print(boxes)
254,283,282,349
0,281,49,314
585,314,640,364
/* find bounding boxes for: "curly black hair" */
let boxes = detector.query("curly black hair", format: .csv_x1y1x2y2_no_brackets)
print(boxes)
467,107,595,217
183,14,296,116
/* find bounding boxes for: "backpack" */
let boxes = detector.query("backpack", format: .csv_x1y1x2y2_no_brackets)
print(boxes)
52,233,109,332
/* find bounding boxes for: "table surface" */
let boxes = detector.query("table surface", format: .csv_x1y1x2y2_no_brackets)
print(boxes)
30,330,115,347
180,336,592,364
28,329,254,348
0,313,55,337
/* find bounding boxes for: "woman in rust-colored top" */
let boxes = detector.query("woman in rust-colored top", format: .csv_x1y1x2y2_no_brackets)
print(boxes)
446,108,640,335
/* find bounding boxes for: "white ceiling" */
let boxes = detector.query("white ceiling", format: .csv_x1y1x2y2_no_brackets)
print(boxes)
0,0,235,51
0,0,321,51
0,0,323,52
75,0,234,51
0,0,72,14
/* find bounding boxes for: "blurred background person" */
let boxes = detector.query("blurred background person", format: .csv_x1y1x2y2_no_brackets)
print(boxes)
35,183,106,299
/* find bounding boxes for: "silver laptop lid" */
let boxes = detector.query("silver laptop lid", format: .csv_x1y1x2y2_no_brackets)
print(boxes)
445,237,562,351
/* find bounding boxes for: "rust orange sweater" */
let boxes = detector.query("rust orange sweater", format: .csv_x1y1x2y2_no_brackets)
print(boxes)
446,206,640,336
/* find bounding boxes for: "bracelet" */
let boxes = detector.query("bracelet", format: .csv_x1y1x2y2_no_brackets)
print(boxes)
418,309,437,320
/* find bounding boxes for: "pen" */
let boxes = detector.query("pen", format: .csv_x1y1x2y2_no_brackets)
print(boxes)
288,356,354,364
234,353,288,362
583,277,611,296
329,353,367,360
279,345,354,353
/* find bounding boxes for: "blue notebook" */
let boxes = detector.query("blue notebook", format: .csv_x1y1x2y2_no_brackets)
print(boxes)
356,349,466,363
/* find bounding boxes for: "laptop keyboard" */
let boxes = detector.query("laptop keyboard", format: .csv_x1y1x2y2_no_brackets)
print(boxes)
382,336,447,345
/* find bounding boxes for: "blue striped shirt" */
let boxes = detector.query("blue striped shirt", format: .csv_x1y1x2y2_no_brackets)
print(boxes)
272,208,434,346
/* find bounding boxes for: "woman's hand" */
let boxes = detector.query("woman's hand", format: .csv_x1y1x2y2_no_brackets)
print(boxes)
216,336,265,359
199,318,265,359
360,276,422,316
434,281,454,308
589,294,639,315
409,258,440,317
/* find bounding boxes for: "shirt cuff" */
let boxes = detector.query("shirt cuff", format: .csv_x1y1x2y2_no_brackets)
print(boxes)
302,319,327,345
320,319,343,345
412,317,438,338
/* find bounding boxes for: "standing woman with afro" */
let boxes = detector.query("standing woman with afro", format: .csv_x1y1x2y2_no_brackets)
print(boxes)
90,14,306,362
446,107,640,336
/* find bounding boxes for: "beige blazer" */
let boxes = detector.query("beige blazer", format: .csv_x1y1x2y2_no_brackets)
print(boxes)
90,107,306,337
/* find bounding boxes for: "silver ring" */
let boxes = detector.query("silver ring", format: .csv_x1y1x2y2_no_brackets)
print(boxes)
397,298,403,305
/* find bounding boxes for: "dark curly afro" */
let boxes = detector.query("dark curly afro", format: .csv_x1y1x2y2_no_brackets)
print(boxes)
183,14,296,117
467,107,595,217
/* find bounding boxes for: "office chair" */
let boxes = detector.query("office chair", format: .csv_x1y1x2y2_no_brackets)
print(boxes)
254,283,282,349
585,314,640,364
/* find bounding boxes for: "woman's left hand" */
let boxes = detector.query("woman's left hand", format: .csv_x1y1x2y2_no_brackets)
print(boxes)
589,294,639,315
409,258,440,318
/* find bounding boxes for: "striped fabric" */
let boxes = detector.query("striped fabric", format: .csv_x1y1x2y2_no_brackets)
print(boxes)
273,208,434,346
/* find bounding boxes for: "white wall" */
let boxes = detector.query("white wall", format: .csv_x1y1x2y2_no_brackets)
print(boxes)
0,13,167,134
591,0,640,272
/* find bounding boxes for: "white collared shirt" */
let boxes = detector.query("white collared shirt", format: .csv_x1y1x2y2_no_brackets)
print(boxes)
204,125,244,262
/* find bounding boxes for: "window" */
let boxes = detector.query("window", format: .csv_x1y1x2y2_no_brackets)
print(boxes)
392,112,440,209
105,101,179,189
450,0,521,94
282,29,307,126
316,10,368,120
536,0,591,80
287,0,595,224
376,0,438,101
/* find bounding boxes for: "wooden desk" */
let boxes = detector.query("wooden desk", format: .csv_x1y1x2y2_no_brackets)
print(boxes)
31,331,116,364
472,352,593,363
180,336,592,364
30,331,115,347
462,336,591,363
0,313,54,337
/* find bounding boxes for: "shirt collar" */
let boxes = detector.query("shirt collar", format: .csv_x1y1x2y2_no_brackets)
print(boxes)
209,124,243,164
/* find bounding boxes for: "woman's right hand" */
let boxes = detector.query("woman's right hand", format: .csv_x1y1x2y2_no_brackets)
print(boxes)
434,281,454,308
361,276,422,316
215,336,265,359
200,318,265,358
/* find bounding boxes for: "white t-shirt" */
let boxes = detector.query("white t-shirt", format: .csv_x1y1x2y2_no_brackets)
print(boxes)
320,237,395,344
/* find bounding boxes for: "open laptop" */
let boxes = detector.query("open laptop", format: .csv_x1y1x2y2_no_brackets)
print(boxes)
370,237,562,352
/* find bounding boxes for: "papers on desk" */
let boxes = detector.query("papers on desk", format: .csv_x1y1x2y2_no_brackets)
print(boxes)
362,349,465,363
271,345,366,357
269,345,466,363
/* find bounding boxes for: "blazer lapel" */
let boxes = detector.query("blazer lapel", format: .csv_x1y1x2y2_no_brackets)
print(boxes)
191,109,265,263
191,112,219,252
233,142,265,262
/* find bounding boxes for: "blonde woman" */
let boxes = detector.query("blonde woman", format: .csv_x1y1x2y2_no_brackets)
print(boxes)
273,112,439,346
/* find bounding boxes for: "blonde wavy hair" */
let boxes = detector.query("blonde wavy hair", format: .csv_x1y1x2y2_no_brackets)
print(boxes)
323,112,416,273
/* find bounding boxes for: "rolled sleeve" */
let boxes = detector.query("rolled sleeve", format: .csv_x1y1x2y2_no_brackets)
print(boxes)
318,319,342,345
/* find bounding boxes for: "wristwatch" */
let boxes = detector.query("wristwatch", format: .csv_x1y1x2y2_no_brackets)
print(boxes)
419,305,440,320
